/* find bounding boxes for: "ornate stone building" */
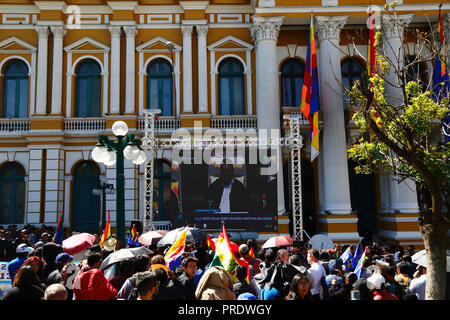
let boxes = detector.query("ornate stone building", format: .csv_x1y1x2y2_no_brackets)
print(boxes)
0,0,448,247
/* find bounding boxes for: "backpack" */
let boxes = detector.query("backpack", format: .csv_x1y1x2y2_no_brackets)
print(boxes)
127,277,138,300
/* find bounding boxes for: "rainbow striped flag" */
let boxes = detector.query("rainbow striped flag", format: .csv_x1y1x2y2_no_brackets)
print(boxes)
249,247,255,258
99,210,112,249
300,12,320,161
53,210,63,245
164,228,187,270
354,248,368,279
210,224,250,283
432,6,449,143
126,225,140,247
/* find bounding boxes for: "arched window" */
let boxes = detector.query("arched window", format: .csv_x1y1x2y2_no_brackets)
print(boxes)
0,162,25,224
2,60,29,118
72,161,100,233
147,59,173,116
341,58,365,121
281,58,305,107
218,58,245,115
75,59,101,117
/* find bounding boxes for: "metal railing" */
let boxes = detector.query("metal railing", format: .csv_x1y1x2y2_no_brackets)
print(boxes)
138,116,180,132
64,118,106,135
210,115,257,129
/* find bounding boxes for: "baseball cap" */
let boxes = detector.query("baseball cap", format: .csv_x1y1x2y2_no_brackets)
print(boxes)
55,252,73,264
238,292,257,300
366,273,385,290
16,243,34,254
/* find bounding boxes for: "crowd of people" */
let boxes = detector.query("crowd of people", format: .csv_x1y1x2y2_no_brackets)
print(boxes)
0,223,441,301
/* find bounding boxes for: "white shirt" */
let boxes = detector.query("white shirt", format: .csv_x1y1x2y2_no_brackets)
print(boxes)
307,262,326,295
219,180,233,213
408,274,426,300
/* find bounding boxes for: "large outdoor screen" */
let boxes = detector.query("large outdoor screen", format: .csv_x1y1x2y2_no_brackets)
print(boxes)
168,147,278,232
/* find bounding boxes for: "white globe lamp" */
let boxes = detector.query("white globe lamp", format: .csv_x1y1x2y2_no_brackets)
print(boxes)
112,121,128,137
92,144,108,163
123,143,140,161
132,150,146,165
103,149,117,166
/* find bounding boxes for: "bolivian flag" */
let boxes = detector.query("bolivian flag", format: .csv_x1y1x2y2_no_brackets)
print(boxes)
210,224,250,283
99,210,111,249
206,234,216,251
164,229,187,270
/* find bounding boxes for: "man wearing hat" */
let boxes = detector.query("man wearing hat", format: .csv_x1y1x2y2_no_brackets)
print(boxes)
47,252,73,285
239,244,260,277
366,273,399,300
8,243,34,283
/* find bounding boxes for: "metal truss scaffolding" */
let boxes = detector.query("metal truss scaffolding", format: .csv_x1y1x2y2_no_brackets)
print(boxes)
142,112,304,239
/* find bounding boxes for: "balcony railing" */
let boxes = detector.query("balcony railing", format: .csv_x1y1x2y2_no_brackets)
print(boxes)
210,115,257,129
64,118,106,135
0,118,31,134
137,117,181,132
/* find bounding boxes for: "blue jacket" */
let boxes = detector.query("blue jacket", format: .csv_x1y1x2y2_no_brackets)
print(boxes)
8,257,27,283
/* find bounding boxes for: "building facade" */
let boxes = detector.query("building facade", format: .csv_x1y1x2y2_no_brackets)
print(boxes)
0,0,448,247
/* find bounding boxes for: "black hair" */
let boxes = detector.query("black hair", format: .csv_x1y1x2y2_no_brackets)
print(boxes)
289,254,301,267
87,252,102,267
387,266,397,278
319,250,330,261
154,267,169,286
119,259,135,276
235,265,247,281
285,273,312,300
181,256,198,268
136,271,158,298
345,272,358,286
134,254,150,273
397,262,409,275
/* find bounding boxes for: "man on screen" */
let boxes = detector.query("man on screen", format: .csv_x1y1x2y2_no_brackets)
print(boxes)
207,162,250,213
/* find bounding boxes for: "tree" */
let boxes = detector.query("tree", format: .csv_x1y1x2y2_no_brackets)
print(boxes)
345,4,449,299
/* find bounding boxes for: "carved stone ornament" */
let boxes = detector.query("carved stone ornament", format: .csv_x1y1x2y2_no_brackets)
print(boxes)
314,16,348,43
123,25,138,38
181,25,194,37
108,25,122,38
35,26,49,40
250,16,283,43
50,26,67,39
196,25,209,37
381,13,413,39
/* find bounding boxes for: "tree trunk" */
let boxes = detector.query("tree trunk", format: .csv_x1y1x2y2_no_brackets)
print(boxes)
419,218,449,300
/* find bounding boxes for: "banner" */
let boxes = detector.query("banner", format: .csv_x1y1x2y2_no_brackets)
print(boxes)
0,262,12,298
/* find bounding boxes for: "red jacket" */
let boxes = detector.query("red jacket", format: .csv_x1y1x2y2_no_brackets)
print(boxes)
372,289,399,301
73,265,117,300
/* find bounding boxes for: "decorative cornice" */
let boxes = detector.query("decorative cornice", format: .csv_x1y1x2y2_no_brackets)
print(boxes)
196,24,209,37
108,25,122,38
123,25,138,38
50,25,67,39
181,25,194,37
381,13,413,40
250,16,283,43
35,25,50,40
179,1,209,11
106,1,138,11
314,15,348,42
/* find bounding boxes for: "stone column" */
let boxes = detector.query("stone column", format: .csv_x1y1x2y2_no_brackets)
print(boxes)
196,24,209,114
181,25,193,113
251,16,285,215
108,26,122,114
50,26,66,115
315,15,352,215
123,25,137,115
35,26,49,115
381,13,419,214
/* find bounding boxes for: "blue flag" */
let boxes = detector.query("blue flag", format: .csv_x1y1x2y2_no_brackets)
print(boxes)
355,249,367,279
52,211,63,245
340,246,356,270
354,240,363,262
126,225,140,247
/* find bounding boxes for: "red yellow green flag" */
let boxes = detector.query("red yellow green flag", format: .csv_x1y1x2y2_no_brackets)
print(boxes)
206,234,216,251
99,210,111,249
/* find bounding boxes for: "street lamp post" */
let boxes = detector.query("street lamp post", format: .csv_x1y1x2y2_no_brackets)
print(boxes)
92,121,147,243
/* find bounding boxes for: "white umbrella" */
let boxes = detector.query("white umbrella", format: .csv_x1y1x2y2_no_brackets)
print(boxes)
157,227,206,246
411,249,450,272
138,230,168,246
100,246,153,270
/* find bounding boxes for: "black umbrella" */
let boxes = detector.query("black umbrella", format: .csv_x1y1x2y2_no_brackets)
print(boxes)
157,227,206,247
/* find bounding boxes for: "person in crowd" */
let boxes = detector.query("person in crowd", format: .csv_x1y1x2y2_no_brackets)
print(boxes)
195,266,235,300
109,258,134,292
2,265,46,300
73,252,117,300
239,244,260,277
395,261,412,296
41,242,64,279
284,273,312,300
351,277,373,300
34,233,51,249
135,271,159,300
366,273,399,300
47,252,73,285
8,243,34,283
43,283,68,300
325,269,344,288
178,256,198,300
22,256,45,284
153,267,184,300
306,248,327,300
117,254,150,299
289,254,307,274
385,265,404,299
329,272,357,300
408,265,427,300
318,250,330,274
0,230,15,261
233,265,257,297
